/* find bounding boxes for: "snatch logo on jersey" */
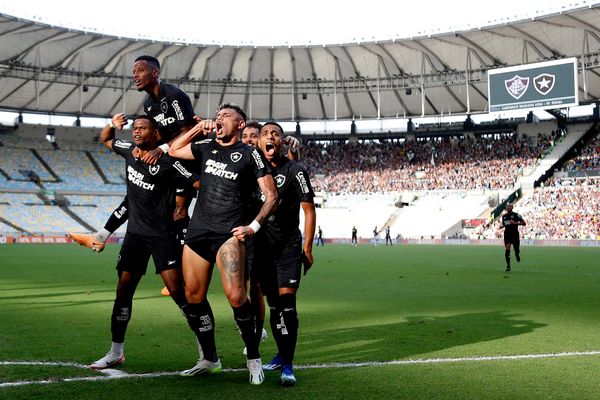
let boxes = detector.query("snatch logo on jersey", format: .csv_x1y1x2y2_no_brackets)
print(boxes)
295,171,310,194
275,174,286,187
230,152,242,163
149,165,160,175
205,159,238,180
127,165,155,190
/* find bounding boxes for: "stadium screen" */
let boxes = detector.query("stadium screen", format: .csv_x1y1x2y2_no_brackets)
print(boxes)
487,58,578,113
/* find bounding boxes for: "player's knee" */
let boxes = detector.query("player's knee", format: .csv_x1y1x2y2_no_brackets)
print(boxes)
226,290,247,308
184,286,206,304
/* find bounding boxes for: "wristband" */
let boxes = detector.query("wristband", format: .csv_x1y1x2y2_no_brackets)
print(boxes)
108,120,115,129
158,143,170,153
249,220,261,233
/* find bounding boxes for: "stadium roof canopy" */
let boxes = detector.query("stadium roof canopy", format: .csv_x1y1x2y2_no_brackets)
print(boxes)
0,4,599,122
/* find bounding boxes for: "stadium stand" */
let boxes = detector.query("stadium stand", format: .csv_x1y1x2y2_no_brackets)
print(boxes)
0,119,598,241
471,129,600,240
302,131,552,193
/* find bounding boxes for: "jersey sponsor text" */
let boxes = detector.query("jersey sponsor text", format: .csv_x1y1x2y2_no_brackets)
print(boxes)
127,165,155,190
295,171,310,194
172,100,184,120
205,159,238,180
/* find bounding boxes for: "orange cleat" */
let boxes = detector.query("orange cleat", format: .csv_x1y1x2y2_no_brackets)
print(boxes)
161,287,171,296
68,233,106,253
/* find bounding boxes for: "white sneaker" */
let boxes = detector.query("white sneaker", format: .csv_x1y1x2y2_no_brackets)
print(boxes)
247,358,265,385
180,358,222,376
242,328,268,356
90,351,125,369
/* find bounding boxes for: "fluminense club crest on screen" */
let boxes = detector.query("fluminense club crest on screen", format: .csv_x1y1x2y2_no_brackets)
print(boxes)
505,75,529,99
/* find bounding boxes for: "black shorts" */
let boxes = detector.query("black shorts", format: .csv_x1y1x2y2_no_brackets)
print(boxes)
255,232,303,297
117,232,181,274
504,233,520,246
185,229,232,264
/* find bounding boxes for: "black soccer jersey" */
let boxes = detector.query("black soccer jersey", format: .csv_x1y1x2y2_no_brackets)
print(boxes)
112,139,196,237
502,211,524,236
263,157,315,241
143,82,195,142
187,139,271,235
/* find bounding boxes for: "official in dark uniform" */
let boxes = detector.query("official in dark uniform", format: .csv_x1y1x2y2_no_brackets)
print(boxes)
385,226,393,246
255,121,316,386
500,202,526,272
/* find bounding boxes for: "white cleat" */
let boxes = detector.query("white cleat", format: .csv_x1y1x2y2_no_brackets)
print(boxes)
242,328,268,356
90,351,125,370
247,358,265,385
180,358,222,376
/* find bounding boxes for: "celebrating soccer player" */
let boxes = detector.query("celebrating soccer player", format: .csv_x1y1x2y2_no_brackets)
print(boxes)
168,103,278,385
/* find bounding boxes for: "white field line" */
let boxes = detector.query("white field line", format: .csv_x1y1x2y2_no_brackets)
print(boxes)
2,350,600,388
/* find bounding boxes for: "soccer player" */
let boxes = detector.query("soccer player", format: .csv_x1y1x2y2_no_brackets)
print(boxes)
500,202,526,272
241,121,300,356
168,103,278,385
243,120,300,159
240,120,269,355
385,226,393,246
69,55,196,253
255,121,316,386
89,114,200,369
351,225,358,246
373,226,380,246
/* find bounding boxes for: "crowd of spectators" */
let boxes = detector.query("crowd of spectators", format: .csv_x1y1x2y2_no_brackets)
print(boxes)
518,179,599,239
300,133,551,193
562,134,600,172
471,132,600,240
472,178,599,240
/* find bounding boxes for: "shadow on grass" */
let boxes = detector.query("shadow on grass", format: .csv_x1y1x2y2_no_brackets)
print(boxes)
300,311,546,363
0,290,159,307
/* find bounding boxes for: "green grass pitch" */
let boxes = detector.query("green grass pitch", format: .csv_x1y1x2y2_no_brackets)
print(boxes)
2,243,600,399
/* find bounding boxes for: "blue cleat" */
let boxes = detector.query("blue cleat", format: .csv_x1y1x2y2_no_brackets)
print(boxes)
262,354,283,371
280,364,296,386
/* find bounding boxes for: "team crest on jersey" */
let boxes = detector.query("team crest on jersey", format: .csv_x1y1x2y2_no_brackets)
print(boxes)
230,152,242,163
160,101,168,114
149,165,160,175
533,73,555,95
505,75,529,100
275,174,286,187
